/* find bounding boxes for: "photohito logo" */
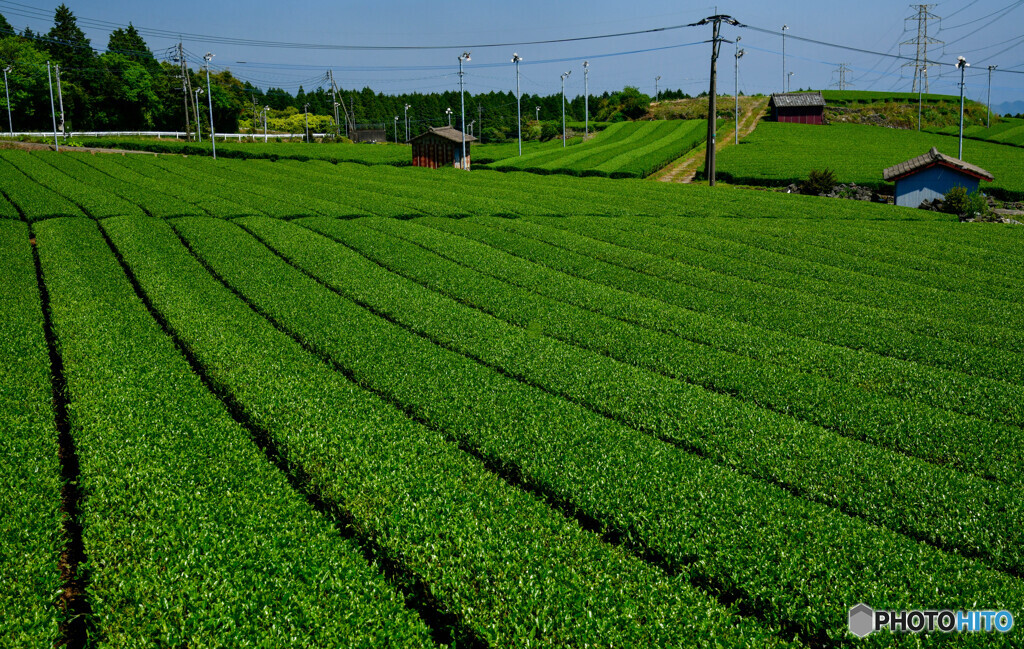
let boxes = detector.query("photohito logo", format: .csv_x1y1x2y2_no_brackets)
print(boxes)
849,604,1014,637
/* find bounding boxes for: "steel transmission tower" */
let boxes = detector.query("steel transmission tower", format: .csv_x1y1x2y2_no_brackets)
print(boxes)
902,5,942,94
833,64,853,91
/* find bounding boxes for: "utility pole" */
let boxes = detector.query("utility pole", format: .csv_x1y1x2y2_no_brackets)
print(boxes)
691,14,741,187
583,60,589,139
55,64,65,138
735,38,744,145
2,66,11,133
957,56,969,160
782,24,788,93
203,52,216,159
560,70,571,148
264,106,269,143
174,42,193,141
655,75,661,101
902,5,942,94
478,104,483,143
987,65,997,129
46,62,58,151
404,103,411,142
458,51,470,170
303,103,309,143
513,53,523,155
328,70,341,138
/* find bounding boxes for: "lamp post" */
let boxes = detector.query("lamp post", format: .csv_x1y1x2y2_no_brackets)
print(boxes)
782,25,789,92
535,106,540,122
303,103,310,143
735,38,744,145
560,70,571,148
194,88,203,142
655,75,661,102
394,116,399,143
788,71,794,93
512,53,523,155
3,66,12,134
404,103,411,142
445,107,452,126
458,51,471,170
203,52,216,159
987,65,997,129
583,61,590,138
918,69,925,131
264,106,269,142
957,56,970,160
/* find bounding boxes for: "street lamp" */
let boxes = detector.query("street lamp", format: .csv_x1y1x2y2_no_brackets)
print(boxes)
957,56,970,160
583,61,590,138
560,70,571,148
535,106,540,122
203,52,216,159
303,103,310,143
394,115,399,143
458,51,471,170
512,53,523,155
782,25,789,93
445,106,452,127
264,106,270,142
2,66,11,134
655,75,661,102
468,120,475,137
788,71,795,93
404,103,411,142
735,38,745,145
194,88,203,142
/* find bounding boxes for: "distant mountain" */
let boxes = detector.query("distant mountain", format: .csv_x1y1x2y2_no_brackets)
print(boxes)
993,101,1024,117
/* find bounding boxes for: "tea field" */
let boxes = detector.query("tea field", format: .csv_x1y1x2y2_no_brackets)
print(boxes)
2,148,1023,648
715,121,1024,199
480,119,707,177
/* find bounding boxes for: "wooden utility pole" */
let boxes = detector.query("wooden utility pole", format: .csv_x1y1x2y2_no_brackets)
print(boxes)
691,14,741,187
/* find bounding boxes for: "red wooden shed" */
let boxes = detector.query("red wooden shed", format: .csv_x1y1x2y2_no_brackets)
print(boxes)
409,126,477,170
769,92,826,125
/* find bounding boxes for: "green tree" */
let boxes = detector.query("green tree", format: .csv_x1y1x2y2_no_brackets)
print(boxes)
0,36,54,130
107,23,158,73
98,53,159,129
46,4,95,71
0,13,13,37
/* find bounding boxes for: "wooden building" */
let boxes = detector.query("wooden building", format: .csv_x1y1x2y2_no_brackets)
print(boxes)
883,147,994,208
769,92,826,125
410,126,476,170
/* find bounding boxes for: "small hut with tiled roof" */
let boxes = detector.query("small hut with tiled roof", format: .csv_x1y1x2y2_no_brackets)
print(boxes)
409,126,477,170
883,147,994,208
768,92,826,125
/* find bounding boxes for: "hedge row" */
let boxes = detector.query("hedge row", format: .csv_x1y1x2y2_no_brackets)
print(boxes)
0,155,83,221
232,214,1023,647
294,215,1024,573
0,220,63,646
391,214,1024,439
38,216,433,647
475,215,1024,385
106,213,783,647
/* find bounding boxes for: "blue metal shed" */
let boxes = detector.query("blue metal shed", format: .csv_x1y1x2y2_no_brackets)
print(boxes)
883,148,994,208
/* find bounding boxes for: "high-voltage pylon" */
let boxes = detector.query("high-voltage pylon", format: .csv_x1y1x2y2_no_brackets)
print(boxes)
833,63,853,91
901,4,942,94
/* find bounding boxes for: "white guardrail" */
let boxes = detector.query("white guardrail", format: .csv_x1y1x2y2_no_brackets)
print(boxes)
0,131,336,141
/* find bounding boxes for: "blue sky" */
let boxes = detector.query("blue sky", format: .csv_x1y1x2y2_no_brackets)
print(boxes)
5,0,1023,106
